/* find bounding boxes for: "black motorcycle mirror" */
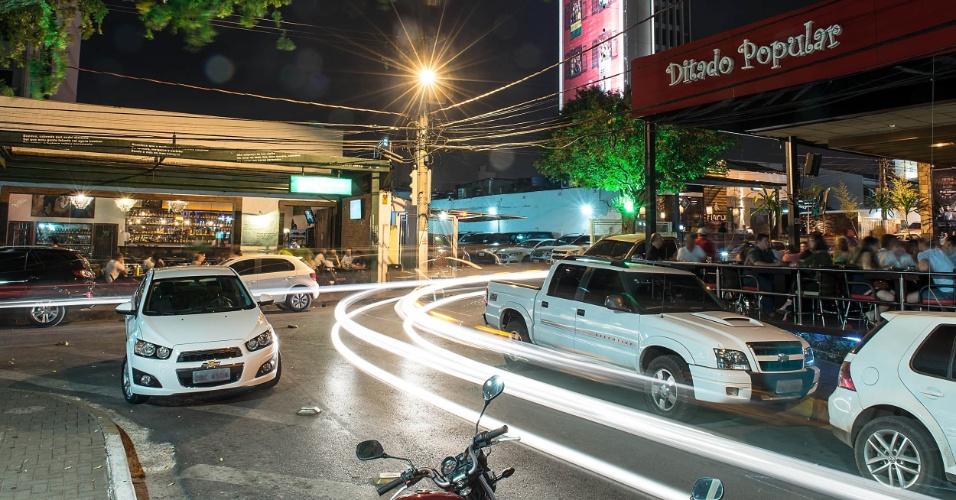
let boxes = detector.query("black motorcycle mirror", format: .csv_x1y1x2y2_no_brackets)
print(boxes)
476,375,505,435
690,477,724,500
356,440,386,461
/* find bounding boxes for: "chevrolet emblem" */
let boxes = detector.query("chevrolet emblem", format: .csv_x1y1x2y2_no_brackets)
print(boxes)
204,360,220,369
777,353,790,363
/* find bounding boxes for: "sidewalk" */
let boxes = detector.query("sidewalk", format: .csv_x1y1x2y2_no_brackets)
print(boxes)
0,390,135,500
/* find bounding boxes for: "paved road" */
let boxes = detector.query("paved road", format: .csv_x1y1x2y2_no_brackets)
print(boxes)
0,281,948,499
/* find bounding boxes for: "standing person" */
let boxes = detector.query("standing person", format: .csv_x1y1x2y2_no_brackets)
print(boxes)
744,234,783,317
718,222,729,234
644,233,665,261
192,252,206,265
694,228,717,261
105,252,127,282
676,234,706,263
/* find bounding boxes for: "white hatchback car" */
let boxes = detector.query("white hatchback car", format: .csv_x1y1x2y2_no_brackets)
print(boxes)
221,254,319,312
828,311,956,493
117,266,280,404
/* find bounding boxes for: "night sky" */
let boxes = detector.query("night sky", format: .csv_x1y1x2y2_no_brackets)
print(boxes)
76,0,822,191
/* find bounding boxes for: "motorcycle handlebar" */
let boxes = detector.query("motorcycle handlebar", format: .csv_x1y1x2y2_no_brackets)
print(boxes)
376,475,406,496
474,425,509,448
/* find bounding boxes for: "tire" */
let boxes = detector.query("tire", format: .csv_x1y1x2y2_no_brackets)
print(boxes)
261,354,282,389
121,357,149,404
854,416,943,492
644,355,698,422
27,305,67,327
521,256,531,263
503,318,530,368
286,291,312,312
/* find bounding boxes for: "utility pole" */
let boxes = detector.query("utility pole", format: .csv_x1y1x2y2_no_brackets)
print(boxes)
413,113,431,274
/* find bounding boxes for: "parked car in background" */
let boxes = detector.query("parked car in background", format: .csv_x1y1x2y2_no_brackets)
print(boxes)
535,233,590,262
116,266,280,404
828,311,956,494
467,231,555,264
221,254,319,312
583,234,679,261
0,246,96,327
491,238,556,264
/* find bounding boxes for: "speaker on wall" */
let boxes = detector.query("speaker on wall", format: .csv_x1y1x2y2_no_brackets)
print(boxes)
804,153,822,177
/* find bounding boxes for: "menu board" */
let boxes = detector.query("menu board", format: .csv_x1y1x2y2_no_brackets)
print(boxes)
933,167,956,240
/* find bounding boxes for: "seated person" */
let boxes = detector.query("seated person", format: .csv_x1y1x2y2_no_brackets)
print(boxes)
340,248,355,269
906,236,956,303
879,239,917,269
676,234,706,263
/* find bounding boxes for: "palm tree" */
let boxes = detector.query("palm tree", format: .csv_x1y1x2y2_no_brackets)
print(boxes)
751,188,783,238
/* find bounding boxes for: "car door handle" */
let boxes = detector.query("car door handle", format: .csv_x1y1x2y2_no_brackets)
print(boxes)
577,309,585,316
921,387,944,399
541,301,548,308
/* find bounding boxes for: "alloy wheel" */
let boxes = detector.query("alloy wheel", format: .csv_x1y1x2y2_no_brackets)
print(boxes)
863,429,923,489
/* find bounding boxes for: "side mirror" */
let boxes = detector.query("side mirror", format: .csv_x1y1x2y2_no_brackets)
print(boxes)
115,301,135,316
482,375,505,402
691,478,724,500
258,294,275,307
604,294,632,312
355,440,385,461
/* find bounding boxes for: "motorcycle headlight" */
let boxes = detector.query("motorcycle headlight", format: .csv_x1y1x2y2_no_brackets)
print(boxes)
246,329,274,352
804,346,815,366
714,349,751,370
134,340,172,359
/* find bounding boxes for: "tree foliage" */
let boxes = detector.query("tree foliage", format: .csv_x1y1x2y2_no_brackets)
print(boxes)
0,0,294,99
535,87,735,232
750,187,782,238
831,181,861,236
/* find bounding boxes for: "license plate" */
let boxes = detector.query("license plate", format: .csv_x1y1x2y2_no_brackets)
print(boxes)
775,379,802,394
193,367,230,384
477,252,486,256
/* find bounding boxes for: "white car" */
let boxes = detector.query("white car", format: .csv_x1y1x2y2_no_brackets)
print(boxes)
221,254,319,312
549,234,592,261
117,266,280,404
828,311,956,493
530,234,589,263
493,239,556,264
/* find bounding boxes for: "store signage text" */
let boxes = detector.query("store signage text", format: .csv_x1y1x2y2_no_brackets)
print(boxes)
666,20,843,87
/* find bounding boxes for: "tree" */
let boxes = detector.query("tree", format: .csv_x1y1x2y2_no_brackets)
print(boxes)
750,187,783,238
889,174,926,233
0,0,294,99
535,87,734,233
831,181,861,238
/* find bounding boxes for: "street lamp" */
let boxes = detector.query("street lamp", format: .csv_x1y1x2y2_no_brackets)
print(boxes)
414,67,438,274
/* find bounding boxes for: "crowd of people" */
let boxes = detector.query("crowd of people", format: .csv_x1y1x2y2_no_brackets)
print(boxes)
647,227,953,322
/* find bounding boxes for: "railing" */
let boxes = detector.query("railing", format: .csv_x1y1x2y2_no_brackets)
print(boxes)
635,260,947,329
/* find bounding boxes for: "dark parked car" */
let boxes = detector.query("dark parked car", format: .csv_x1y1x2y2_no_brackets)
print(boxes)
0,246,96,327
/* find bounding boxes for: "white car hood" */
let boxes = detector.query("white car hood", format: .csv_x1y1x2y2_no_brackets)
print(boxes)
647,311,807,346
552,244,583,251
139,309,269,347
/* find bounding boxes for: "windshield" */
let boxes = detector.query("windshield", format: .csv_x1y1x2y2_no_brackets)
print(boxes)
519,239,546,248
585,239,637,259
625,274,725,314
143,276,256,316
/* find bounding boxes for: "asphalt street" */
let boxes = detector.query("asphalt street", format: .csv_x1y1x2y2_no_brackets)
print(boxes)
0,280,949,499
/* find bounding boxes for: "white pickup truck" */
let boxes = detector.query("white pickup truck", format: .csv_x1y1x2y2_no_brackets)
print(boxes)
483,258,819,421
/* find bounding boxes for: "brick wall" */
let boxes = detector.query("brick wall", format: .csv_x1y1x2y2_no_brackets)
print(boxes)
341,194,371,250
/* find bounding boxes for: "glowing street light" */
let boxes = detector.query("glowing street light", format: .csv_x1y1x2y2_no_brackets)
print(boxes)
418,68,437,87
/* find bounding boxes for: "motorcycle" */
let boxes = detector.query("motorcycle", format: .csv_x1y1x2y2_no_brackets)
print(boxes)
356,375,518,499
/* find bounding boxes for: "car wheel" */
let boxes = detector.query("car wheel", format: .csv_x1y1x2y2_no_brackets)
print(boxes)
854,416,943,492
503,318,530,368
121,357,149,405
521,256,531,263
27,305,67,327
644,355,697,422
261,354,282,389
286,291,312,312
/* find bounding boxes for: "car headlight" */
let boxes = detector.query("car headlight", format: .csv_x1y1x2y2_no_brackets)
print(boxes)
134,340,172,359
804,346,815,366
714,349,751,370
246,329,275,352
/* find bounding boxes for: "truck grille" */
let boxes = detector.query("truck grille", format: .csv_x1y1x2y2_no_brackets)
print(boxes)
177,347,242,363
747,341,804,372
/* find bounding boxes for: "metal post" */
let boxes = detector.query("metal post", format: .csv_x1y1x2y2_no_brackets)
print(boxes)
415,113,431,274
785,137,800,245
644,121,657,242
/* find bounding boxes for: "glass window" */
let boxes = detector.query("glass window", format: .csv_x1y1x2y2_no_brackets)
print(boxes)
547,263,587,300
229,259,257,276
581,269,626,306
626,273,724,314
261,258,295,274
144,276,254,315
911,325,956,380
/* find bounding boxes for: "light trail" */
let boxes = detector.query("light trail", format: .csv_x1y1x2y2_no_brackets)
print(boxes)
331,286,690,499
392,278,929,500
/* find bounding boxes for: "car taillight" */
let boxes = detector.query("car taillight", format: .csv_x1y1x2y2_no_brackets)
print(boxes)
74,269,93,279
837,361,855,391
310,272,316,281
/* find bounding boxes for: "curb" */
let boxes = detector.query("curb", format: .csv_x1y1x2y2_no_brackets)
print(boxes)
50,394,137,500
787,396,830,422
